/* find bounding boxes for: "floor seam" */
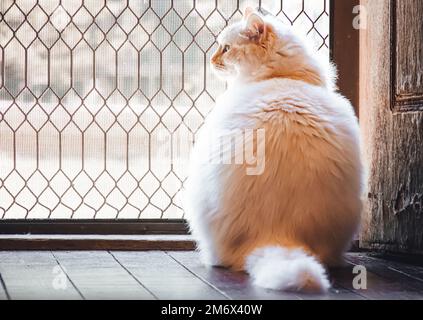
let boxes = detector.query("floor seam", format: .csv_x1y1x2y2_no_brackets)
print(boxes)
0,273,11,300
50,251,85,300
165,251,233,300
387,266,423,283
107,250,159,300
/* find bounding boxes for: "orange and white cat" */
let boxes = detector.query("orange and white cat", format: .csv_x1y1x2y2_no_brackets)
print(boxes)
183,8,363,292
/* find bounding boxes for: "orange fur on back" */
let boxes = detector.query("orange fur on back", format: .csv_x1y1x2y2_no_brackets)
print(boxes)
183,8,363,292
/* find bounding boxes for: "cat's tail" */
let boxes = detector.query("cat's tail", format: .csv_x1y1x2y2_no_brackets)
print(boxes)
245,246,330,293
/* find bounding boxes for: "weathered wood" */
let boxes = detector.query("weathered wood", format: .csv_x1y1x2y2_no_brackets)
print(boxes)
0,235,195,251
52,251,154,300
393,0,423,111
1,251,423,299
111,251,227,300
360,0,423,254
0,251,82,300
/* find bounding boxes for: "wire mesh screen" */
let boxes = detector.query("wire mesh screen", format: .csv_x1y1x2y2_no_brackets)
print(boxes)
0,0,330,220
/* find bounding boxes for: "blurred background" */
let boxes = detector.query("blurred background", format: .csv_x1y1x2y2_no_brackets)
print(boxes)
0,0,329,219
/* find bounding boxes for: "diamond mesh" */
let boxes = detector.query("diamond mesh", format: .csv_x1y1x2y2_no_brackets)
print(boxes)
0,0,329,219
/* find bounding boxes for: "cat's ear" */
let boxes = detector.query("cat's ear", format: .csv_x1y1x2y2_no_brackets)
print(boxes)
243,6,254,19
243,13,266,41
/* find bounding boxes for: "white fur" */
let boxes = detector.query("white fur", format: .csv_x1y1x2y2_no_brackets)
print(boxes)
246,246,331,292
183,11,363,293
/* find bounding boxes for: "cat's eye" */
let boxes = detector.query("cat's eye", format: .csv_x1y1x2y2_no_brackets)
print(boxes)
222,45,231,53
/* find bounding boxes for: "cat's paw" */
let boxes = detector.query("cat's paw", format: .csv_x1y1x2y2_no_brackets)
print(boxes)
199,251,222,268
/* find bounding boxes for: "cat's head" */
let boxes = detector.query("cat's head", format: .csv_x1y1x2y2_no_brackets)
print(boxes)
210,7,334,88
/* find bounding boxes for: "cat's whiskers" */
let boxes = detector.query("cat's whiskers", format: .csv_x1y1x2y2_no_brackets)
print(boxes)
213,63,226,71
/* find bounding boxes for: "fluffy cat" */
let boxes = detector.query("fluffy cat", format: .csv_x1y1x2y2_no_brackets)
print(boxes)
183,7,363,293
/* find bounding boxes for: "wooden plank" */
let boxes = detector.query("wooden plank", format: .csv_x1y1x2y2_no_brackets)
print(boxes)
111,251,227,300
376,255,423,281
52,251,155,300
327,266,367,300
169,251,363,300
343,253,423,299
346,253,423,287
297,264,366,300
0,235,359,252
0,219,189,235
0,273,9,300
0,235,195,251
168,251,299,300
0,251,82,300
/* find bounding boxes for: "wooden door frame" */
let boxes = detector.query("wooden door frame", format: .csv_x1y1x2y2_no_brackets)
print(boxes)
330,0,360,116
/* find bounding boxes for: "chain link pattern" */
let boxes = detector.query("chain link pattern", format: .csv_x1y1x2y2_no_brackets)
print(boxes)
0,0,329,219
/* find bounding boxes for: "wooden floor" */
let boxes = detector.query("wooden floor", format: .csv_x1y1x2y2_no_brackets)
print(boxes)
0,251,423,300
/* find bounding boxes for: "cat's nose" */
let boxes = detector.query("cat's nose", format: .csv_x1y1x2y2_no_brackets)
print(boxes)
210,53,219,64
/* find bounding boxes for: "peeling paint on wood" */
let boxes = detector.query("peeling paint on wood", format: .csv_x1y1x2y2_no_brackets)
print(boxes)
360,0,423,254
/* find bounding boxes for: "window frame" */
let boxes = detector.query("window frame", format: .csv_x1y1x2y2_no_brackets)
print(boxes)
0,0,359,242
